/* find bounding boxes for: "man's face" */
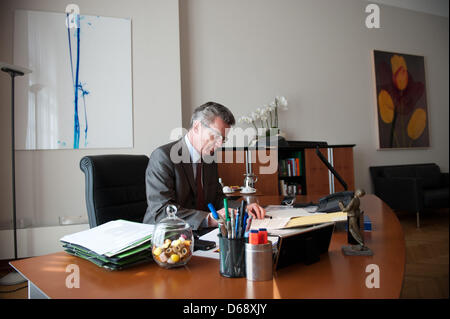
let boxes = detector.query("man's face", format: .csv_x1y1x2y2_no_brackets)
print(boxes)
193,117,230,156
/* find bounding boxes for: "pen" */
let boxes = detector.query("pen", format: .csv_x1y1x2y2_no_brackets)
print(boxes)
238,201,246,238
207,203,219,220
235,211,240,237
249,230,259,245
245,215,253,232
219,222,227,237
242,213,248,238
230,212,235,239
259,228,268,244
208,203,227,238
224,198,230,222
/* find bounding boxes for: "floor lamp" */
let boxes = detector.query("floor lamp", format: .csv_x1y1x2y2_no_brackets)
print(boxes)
0,62,32,286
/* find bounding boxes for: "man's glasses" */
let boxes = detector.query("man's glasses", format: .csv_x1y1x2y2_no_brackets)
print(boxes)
201,122,228,143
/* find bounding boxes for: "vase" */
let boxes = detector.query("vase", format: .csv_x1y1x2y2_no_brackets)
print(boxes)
256,128,287,147
263,127,280,138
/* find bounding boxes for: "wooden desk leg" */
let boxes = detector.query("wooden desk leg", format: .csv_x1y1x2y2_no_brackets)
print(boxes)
28,281,49,299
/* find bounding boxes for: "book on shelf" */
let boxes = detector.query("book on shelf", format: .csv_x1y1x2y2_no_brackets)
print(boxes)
279,180,303,196
279,152,303,177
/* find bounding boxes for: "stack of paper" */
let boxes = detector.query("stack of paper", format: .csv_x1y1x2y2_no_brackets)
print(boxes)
60,219,155,270
250,208,347,230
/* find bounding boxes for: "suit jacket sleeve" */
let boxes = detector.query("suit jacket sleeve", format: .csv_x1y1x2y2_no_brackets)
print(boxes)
143,147,209,230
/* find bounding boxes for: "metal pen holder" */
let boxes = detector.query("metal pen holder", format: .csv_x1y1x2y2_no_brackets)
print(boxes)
245,242,273,281
218,235,246,278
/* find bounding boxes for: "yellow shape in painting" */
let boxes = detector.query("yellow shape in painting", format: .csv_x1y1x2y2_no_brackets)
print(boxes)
391,55,408,91
378,89,395,123
407,108,427,140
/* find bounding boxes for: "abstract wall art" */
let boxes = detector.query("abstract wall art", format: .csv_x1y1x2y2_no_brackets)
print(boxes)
372,50,429,149
14,10,133,150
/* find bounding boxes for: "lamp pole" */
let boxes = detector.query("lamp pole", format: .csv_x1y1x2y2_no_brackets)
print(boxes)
0,62,31,285
2,67,23,259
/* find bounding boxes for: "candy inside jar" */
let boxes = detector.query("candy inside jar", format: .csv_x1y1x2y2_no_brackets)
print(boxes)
151,205,194,268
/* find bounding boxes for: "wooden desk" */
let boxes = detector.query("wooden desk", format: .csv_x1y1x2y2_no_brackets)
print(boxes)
10,194,405,299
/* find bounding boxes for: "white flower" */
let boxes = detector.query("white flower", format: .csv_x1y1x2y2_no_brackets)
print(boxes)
269,101,276,111
251,112,259,121
255,107,264,117
238,116,252,124
260,113,268,121
276,96,288,111
259,105,269,116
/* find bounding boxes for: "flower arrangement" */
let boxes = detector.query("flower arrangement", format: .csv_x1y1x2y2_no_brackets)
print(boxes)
238,96,288,136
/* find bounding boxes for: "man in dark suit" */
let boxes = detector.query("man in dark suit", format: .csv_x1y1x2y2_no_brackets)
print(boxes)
143,102,265,229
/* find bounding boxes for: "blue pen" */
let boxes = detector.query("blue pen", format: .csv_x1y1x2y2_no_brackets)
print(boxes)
208,203,228,237
207,203,219,220
235,211,240,236
242,213,248,237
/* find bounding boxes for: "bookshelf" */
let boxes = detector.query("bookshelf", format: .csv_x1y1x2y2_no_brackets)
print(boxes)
278,148,306,196
216,141,355,196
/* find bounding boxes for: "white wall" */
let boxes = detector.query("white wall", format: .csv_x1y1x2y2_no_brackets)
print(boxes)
368,0,449,18
0,224,89,259
0,0,182,235
179,0,449,193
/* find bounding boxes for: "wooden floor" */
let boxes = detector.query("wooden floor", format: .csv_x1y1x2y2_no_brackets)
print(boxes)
397,208,449,299
1,208,448,299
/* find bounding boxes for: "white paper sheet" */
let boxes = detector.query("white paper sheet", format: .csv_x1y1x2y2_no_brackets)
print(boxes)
249,217,291,230
198,227,221,244
266,208,325,219
193,228,221,259
60,219,154,256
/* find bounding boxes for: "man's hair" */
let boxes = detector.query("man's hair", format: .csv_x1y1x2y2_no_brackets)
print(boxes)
190,101,236,128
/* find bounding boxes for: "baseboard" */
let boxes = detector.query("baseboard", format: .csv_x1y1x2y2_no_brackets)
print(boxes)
0,224,89,259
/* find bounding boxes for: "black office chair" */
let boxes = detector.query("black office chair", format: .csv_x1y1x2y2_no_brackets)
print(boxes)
80,154,149,228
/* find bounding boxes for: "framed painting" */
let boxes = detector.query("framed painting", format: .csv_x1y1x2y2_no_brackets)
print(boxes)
14,10,133,150
372,50,429,149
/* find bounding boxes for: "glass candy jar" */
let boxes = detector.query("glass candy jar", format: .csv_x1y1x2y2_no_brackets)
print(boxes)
152,205,194,268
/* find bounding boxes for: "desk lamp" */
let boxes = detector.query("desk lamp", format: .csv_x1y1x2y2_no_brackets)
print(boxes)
0,62,32,285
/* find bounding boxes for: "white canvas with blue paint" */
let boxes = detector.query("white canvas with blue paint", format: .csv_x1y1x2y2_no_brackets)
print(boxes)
14,10,133,150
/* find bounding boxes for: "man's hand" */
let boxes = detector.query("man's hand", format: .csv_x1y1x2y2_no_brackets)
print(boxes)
216,207,231,220
246,203,266,219
210,205,265,226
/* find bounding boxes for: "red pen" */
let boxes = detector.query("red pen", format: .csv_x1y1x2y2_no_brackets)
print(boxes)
258,228,268,244
249,230,259,245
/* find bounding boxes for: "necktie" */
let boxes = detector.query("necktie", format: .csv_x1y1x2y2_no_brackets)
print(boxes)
196,161,206,211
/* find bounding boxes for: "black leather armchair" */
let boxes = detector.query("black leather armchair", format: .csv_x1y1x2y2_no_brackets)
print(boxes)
80,155,149,228
369,163,449,227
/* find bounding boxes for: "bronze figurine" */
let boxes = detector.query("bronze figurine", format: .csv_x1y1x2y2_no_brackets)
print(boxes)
339,189,373,256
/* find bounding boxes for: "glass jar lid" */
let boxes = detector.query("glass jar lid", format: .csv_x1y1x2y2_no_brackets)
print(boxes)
156,205,190,231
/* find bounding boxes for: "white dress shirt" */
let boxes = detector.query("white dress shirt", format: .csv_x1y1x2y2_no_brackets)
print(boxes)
184,134,202,183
